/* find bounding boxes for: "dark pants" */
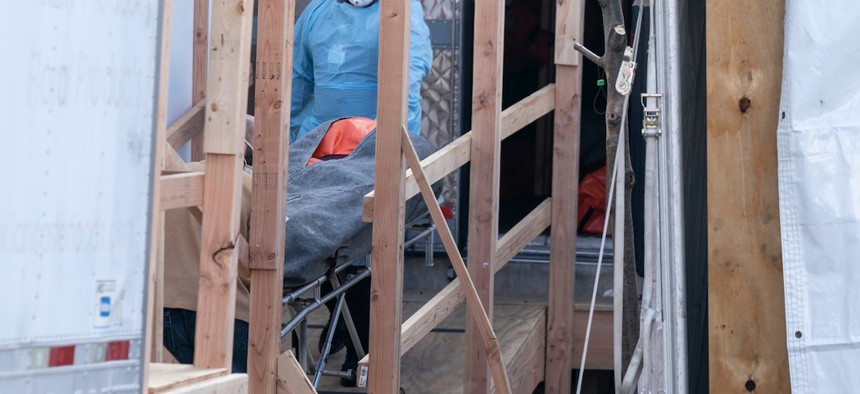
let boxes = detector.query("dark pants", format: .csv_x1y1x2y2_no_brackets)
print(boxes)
163,308,249,373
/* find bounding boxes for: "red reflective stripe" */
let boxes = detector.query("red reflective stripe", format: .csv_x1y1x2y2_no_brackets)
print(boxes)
106,341,130,361
48,346,75,367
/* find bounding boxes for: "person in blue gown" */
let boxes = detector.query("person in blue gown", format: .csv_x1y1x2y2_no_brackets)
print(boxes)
289,0,432,142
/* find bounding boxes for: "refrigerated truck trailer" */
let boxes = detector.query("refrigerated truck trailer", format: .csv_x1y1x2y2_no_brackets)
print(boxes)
0,2,163,392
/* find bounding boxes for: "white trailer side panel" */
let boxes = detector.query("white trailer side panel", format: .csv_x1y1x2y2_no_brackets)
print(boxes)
0,1,162,392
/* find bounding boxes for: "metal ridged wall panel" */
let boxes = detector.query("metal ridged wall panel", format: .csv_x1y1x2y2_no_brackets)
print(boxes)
420,49,459,208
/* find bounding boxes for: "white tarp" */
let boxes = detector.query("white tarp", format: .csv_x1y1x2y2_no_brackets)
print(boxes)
777,1,860,392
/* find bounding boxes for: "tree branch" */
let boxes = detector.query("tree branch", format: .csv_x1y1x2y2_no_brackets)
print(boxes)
574,42,604,68
595,0,639,376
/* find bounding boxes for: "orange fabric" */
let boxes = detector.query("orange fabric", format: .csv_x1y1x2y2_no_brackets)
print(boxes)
577,166,607,235
306,117,377,166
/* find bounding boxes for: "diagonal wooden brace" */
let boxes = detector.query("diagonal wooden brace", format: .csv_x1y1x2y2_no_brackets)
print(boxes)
400,127,512,394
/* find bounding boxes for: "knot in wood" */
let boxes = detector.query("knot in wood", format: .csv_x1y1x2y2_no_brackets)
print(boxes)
739,97,751,113
482,40,495,56
474,93,489,109
212,242,236,267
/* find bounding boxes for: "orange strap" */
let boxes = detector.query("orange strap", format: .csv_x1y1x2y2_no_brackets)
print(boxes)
307,117,377,166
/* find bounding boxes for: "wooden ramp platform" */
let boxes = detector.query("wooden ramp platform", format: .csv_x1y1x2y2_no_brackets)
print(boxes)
312,301,613,393
312,302,604,393
398,303,545,394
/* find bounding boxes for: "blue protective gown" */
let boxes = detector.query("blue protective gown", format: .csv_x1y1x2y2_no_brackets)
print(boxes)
290,0,432,142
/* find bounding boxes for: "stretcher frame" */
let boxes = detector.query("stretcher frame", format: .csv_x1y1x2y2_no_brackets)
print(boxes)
277,219,435,390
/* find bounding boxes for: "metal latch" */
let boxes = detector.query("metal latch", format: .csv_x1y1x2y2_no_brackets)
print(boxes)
640,93,662,138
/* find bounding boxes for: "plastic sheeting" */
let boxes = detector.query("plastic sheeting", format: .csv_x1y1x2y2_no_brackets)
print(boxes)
777,1,860,391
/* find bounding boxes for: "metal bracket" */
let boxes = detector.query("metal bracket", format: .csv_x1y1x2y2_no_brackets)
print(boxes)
641,93,663,138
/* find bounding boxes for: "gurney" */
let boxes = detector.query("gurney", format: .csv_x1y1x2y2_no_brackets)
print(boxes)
281,118,437,287
276,118,439,386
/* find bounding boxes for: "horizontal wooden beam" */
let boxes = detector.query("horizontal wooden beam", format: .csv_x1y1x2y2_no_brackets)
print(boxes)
500,84,556,141
572,309,614,370
358,198,553,370
148,363,229,393
166,101,206,150
495,198,552,267
163,374,248,393
398,278,465,359
362,131,469,222
159,172,205,211
362,84,556,221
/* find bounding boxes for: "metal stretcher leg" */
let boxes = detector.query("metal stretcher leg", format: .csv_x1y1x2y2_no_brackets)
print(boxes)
313,293,346,387
331,275,366,359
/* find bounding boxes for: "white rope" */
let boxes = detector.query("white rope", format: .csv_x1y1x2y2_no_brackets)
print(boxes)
575,2,648,393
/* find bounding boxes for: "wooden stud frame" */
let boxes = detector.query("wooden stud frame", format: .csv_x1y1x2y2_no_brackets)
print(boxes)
361,85,555,220
366,0,411,391
546,0,585,392
147,0,586,390
191,0,208,161
247,0,295,392
359,0,585,392
193,0,254,369
146,0,255,391
145,0,173,379
465,0,505,390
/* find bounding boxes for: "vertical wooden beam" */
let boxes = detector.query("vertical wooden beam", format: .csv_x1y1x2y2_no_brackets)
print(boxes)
546,66,580,391
463,0,505,393
145,0,174,383
367,0,411,391
194,0,254,370
248,0,294,392
192,0,209,161
466,0,504,392
151,214,165,364
707,0,790,392
546,0,584,392
195,154,244,370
